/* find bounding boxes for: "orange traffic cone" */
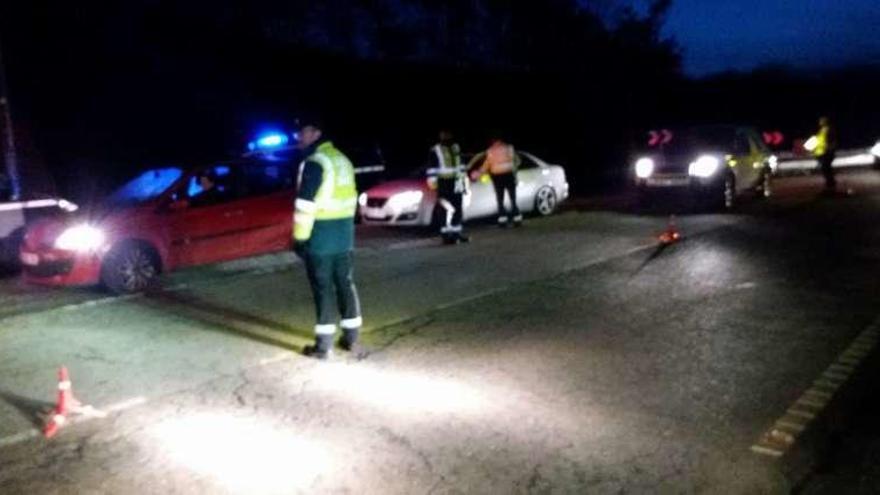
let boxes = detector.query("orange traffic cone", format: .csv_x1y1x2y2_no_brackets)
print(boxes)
658,216,681,245
43,367,82,439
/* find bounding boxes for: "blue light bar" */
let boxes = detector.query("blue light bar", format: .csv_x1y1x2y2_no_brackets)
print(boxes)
256,133,289,149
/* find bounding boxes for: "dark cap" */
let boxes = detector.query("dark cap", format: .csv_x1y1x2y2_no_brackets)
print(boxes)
295,115,325,132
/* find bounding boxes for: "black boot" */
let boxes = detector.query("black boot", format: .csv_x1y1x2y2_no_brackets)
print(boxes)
339,328,359,351
303,335,333,360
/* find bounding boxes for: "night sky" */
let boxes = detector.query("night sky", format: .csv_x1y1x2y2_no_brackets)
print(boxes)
656,0,880,75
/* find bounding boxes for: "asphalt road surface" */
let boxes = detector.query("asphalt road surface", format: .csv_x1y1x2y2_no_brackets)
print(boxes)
1,170,880,494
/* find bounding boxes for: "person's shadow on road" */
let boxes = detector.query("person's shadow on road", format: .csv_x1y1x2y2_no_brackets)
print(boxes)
137,290,313,352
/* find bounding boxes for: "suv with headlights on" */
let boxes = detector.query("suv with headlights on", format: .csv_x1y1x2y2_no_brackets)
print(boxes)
632,125,775,210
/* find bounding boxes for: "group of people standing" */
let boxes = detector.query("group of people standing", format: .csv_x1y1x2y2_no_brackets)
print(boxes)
289,121,527,359
429,130,523,245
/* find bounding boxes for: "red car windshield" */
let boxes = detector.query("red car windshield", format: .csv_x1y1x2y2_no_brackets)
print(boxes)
107,168,184,206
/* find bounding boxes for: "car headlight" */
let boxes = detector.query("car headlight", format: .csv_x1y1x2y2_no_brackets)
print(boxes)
634,158,655,179
386,191,424,212
871,141,880,158
358,192,368,207
58,199,79,212
688,155,721,178
54,225,106,252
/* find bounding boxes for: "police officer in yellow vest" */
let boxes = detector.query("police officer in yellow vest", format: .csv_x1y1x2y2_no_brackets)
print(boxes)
293,119,363,359
811,116,838,193
429,130,469,244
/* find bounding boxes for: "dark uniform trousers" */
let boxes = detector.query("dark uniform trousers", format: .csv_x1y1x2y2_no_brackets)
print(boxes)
818,152,837,190
491,172,520,222
304,251,361,327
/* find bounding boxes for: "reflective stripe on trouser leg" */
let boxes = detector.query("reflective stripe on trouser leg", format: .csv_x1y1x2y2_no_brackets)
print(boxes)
305,253,339,333
333,251,362,326
438,198,454,233
314,324,337,335
341,317,362,330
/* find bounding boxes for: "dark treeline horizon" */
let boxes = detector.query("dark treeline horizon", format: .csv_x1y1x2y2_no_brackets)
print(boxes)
1,1,877,201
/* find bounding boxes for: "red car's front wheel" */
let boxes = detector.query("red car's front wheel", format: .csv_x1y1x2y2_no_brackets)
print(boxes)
101,242,160,294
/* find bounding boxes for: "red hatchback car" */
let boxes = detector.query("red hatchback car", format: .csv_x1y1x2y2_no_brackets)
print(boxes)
20,160,297,293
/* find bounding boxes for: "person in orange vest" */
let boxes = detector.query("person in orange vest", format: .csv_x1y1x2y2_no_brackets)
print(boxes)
474,138,522,227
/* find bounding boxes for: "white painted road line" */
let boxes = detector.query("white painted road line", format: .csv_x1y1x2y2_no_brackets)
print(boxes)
0,396,147,450
0,429,39,448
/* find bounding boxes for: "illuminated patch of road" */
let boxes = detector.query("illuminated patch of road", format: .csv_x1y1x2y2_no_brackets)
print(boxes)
148,412,332,493
751,318,880,458
307,362,496,416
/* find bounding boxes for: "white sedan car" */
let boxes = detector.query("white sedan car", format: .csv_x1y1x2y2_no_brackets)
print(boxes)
359,151,569,226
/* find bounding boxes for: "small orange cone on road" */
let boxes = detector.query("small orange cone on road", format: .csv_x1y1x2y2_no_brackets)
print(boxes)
43,367,82,439
658,216,681,245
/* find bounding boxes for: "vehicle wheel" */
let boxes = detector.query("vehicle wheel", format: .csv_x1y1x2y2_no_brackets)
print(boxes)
534,186,558,216
756,168,772,199
101,242,160,294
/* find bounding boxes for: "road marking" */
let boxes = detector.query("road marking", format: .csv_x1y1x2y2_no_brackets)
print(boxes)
751,318,880,458
366,241,661,334
0,396,146,450
59,294,141,312
795,396,828,408
804,389,833,400
387,238,440,251
259,352,294,366
786,408,817,420
0,429,39,448
103,396,147,413
776,418,807,433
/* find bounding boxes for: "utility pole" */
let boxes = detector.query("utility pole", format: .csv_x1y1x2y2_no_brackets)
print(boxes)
0,35,21,200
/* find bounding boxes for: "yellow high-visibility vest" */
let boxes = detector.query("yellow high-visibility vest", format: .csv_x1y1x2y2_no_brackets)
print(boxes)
294,142,358,241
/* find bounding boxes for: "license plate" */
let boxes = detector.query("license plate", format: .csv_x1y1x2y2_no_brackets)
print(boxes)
647,177,689,187
20,252,39,266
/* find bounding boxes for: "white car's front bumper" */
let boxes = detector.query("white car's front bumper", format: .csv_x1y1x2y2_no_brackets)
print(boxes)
360,202,430,226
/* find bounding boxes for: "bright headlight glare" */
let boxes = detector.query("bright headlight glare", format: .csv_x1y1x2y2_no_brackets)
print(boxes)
804,136,818,152
688,155,721,178
871,142,880,158
387,191,424,211
58,199,79,212
358,192,367,207
635,158,655,179
54,225,105,251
